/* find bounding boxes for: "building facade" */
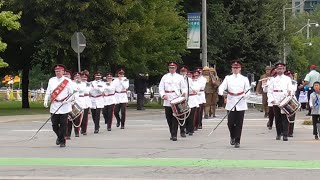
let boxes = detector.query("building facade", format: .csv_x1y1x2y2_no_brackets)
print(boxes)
292,0,320,13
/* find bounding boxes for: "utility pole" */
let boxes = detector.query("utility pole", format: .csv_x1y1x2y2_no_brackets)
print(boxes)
202,0,207,67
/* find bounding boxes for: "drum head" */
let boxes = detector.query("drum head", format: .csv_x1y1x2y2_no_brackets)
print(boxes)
170,97,185,104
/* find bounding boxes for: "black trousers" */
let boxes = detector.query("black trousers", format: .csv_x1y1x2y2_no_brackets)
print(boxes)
227,110,245,143
185,107,196,134
91,108,101,131
103,104,115,129
114,103,127,126
81,108,89,133
273,105,288,137
288,113,295,135
267,106,275,128
165,106,178,138
66,114,81,137
51,114,68,144
312,115,320,135
199,103,204,127
137,93,145,110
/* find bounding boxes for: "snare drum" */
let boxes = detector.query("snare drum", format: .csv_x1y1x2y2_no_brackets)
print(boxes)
69,102,83,121
279,96,301,117
170,97,190,117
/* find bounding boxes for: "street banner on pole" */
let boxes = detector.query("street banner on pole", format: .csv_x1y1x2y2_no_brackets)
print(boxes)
187,13,201,49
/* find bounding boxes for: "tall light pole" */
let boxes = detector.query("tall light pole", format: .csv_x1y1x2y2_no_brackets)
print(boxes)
202,0,207,67
283,0,307,64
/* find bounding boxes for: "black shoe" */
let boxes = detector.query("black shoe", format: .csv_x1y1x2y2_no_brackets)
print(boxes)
94,129,99,134
234,143,240,148
180,132,186,138
212,115,216,118
306,113,311,116
120,126,125,129
66,136,71,140
276,135,281,140
189,133,193,136
268,126,272,130
172,137,177,141
60,143,66,147
288,134,293,137
315,135,319,140
83,132,87,136
75,133,79,137
116,123,120,127
107,128,111,131
198,125,202,129
230,138,235,145
56,138,60,145
204,115,209,119
170,137,173,140
283,136,288,141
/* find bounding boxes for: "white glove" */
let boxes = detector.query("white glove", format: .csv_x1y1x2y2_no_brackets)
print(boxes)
43,101,48,108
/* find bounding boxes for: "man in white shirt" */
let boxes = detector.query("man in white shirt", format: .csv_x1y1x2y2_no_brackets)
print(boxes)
304,65,320,116
66,72,84,138
196,67,207,129
103,73,117,131
80,73,92,135
90,72,105,134
218,60,250,148
44,64,74,147
267,63,292,141
159,62,187,141
114,69,129,129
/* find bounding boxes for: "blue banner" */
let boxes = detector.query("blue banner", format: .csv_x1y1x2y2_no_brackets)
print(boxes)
187,13,201,49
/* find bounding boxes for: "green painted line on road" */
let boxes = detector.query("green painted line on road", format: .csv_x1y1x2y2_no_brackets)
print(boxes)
0,158,320,170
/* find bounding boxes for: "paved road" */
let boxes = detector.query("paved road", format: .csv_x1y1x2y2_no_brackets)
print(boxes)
0,108,319,180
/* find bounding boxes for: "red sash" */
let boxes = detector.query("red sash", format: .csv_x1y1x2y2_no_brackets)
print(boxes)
50,79,69,102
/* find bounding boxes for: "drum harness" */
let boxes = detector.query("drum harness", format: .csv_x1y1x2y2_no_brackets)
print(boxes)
171,76,191,127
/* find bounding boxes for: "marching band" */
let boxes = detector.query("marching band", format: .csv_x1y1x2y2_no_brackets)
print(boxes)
43,61,317,148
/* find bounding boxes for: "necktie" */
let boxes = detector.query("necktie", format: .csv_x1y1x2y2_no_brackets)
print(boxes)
315,95,319,107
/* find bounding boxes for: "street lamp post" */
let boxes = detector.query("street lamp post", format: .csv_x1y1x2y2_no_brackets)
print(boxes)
283,0,307,64
295,19,319,44
201,0,207,67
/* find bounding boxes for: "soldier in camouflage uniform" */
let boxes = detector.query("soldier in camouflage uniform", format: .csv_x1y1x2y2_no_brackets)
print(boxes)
203,66,220,118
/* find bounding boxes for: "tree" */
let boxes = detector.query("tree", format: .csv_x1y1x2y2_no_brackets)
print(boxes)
204,0,285,77
0,1,20,68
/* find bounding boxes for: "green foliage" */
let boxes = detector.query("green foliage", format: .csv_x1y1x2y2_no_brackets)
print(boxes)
286,5,320,78
30,0,187,77
0,0,20,67
206,0,286,77
28,64,51,89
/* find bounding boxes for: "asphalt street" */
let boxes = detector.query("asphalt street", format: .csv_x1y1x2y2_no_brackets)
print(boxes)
0,108,319,180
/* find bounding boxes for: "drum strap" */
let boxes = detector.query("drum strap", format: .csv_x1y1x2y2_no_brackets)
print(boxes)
50,79,69,103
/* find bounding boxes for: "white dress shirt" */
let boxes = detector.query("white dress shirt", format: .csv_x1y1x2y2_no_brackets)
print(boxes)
187,77,200,108
44,76,74,114
218,73,250,111
104,81,117,106
159,72,187,107
80,81,92,109
90,80,105,109
74,81,87,109
198,75,207,104
267,74,292,105
113,77,129,103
